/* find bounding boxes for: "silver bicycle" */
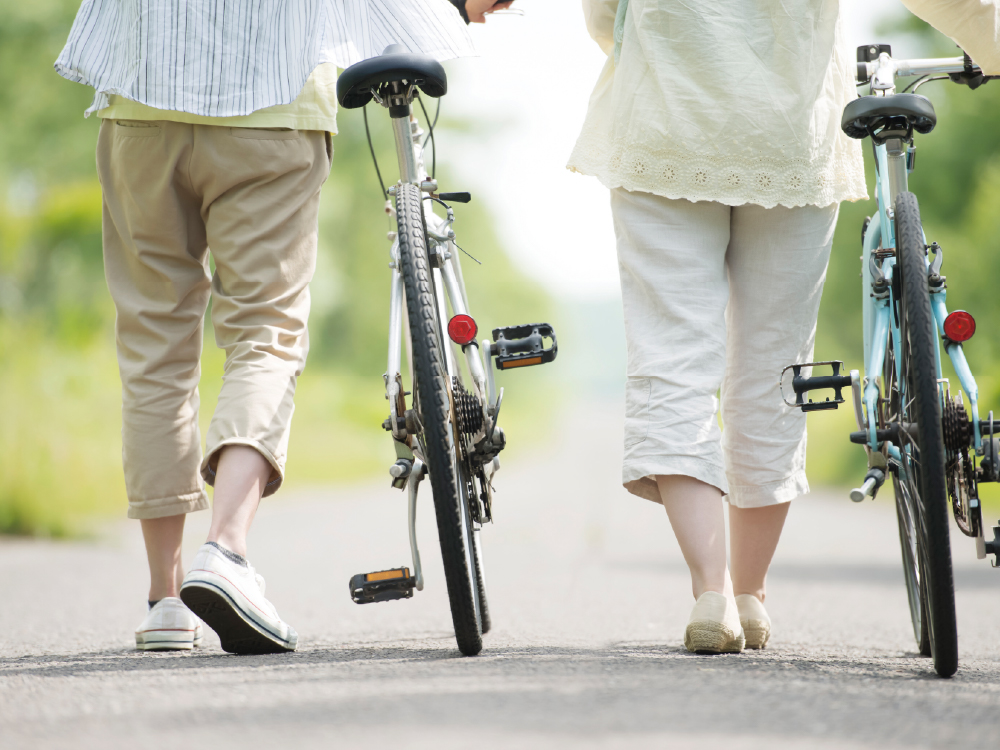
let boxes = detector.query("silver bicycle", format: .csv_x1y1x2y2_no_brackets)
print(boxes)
336,45,557,656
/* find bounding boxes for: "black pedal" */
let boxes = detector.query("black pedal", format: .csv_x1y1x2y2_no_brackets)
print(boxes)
780,360,853,413
349,568,416,604
491,323,557,371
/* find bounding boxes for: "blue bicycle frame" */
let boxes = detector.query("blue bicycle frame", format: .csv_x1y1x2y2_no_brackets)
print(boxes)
861,139,983,464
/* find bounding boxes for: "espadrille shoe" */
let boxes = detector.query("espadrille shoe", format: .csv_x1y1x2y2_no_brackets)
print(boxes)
684,591,745,654
736,594,771,649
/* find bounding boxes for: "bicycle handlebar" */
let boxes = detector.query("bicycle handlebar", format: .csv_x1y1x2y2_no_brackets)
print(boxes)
859,55,970,83
856,50,992,91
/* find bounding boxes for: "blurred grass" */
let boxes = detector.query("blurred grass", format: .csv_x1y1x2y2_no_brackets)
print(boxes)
0,313,558,537
0,320,123,536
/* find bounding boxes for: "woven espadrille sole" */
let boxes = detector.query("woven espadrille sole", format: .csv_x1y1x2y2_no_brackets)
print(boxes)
684,621,746,654
742,620,770,649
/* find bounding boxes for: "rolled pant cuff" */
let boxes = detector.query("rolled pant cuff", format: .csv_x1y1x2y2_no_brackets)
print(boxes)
726,472,809,508
201,438,285,498
127,490,209,520
623,455,729,504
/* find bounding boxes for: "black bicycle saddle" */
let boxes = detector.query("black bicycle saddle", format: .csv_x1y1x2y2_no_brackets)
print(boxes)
841,93,937,140
336,44,447,109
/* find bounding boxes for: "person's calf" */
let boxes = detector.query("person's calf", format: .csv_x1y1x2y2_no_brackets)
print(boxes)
656,474,731,599
728,501,790,601
206,445,271,557
140,514,186,601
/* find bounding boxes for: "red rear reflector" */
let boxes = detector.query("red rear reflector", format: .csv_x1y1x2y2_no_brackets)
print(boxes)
447,314,478,346
944,310,976,342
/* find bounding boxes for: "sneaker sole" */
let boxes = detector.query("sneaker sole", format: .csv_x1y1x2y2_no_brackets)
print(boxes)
684,621,746,654
135,630,202,651
180,583,295,655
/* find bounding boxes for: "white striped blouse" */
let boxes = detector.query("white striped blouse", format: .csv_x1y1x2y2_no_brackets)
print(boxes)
54,0,475,118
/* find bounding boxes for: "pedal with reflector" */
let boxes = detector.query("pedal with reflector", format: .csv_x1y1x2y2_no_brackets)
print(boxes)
490,323,557,371
349,567,416,604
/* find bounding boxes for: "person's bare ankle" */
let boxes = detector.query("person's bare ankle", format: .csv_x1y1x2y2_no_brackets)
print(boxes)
148,580,180,601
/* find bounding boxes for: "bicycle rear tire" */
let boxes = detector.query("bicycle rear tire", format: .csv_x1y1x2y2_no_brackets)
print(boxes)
891,471,930,654
472,525,491,634
395,182,483,656
893,191,958,677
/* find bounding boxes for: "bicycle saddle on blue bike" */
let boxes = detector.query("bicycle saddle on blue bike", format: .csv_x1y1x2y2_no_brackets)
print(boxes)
841,93,936,140
337,44,447,109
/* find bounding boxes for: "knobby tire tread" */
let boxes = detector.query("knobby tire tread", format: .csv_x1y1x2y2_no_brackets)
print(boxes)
896,191,958,677
395,183,483,656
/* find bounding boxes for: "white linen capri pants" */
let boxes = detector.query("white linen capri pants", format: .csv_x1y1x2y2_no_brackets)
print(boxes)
611,188,839,508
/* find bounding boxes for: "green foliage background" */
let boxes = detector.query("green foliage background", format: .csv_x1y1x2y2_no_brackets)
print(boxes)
2,3,1000,534
0,2,551,535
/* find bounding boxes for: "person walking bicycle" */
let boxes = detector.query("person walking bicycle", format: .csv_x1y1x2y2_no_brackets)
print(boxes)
53,0,502,654
569,0,1000,654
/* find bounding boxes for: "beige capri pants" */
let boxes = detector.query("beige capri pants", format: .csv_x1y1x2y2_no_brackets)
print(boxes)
611,188,839,508
97,119,330,520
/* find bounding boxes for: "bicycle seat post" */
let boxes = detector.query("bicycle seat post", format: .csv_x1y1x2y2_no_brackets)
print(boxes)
388,87,420,185
885,137,909,201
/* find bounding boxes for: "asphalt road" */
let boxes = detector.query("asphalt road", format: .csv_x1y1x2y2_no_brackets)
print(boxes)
2,403,1000,749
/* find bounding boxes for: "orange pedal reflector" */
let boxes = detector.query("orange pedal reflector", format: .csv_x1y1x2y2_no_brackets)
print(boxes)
366,568,409,582
498,356,542,370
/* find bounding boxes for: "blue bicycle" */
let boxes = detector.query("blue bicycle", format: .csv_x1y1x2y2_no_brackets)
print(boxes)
782,45,997,678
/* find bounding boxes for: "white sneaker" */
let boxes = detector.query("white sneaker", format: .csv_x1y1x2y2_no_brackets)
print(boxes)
135,597,203,651
683,591,745,654
736,593,771,649
180,543,298,654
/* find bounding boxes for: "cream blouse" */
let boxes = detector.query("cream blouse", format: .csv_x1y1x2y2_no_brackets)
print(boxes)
568,0,1000,209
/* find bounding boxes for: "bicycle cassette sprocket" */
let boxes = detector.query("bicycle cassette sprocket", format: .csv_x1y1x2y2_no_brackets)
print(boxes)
943,397,972,452
943,396,979,537
452,377,483,437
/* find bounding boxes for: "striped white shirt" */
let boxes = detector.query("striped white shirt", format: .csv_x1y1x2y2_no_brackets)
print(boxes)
54,0,475,117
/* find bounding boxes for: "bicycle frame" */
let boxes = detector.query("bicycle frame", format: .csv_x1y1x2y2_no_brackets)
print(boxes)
860,56,985,469
385,113,494,436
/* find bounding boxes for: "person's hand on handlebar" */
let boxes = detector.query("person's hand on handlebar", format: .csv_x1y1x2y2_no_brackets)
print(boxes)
465,0,514,23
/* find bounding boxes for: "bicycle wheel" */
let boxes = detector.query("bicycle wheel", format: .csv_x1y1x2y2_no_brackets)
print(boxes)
891,191,958,677
472,525,491,634
395,182,483,656
890,470,930,654
884,312,929,655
